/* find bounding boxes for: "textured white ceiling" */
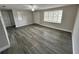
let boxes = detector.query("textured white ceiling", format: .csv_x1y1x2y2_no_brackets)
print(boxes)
0,4,71,10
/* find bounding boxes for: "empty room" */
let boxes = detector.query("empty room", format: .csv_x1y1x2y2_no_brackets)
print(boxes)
0,4,79,54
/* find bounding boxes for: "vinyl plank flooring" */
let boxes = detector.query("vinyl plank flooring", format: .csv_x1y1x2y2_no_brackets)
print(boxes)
1,24,72,54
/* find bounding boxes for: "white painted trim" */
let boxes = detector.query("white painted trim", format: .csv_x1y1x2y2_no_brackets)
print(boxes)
16,23,33,28
36,23,72,33
0,11,10,52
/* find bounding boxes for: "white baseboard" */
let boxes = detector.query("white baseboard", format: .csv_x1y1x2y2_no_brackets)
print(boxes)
16,23,34,28
35,23,72,33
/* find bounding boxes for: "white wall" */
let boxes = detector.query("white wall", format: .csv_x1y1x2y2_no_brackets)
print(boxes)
33,5,77,32
1,10,12,27
1,10,15,27
8,10,15,26
13,10,33,27
72,7,79,54
0,11,10,52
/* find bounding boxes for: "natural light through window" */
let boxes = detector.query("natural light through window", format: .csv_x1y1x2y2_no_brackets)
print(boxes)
44,10,63,23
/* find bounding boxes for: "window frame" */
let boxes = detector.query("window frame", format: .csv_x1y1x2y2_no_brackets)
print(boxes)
44,9,63,24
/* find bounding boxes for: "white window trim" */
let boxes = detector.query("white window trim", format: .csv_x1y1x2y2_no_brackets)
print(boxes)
44,10,63,23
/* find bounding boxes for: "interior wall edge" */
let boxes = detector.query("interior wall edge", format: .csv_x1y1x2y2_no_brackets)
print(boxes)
34,23,72,33
0,11,10,52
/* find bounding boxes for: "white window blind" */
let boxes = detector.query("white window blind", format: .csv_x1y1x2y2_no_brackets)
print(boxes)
44,10,63,23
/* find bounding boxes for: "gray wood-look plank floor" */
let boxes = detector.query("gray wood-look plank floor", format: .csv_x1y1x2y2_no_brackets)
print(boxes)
1,24,72,54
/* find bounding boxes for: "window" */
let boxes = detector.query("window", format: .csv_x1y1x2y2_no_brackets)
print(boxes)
44,10,63,23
